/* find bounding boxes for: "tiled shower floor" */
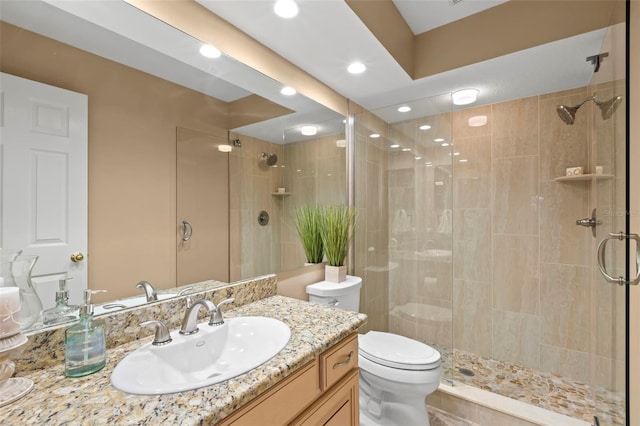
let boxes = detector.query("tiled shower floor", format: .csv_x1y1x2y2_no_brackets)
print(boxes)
435,348,625,425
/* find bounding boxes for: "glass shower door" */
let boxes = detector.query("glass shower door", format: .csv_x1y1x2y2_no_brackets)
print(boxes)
589,21,627,426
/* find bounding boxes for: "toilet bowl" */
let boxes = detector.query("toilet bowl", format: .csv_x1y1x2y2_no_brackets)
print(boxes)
306,276,442,426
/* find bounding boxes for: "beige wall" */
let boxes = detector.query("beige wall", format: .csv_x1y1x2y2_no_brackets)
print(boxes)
0,21,234,302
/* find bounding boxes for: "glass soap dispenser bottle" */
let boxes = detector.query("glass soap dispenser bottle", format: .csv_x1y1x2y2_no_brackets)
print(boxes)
42,278,79,326
64,289,107,377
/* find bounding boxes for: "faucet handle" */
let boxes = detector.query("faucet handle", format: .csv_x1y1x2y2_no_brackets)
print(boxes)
209,298,235,326
140,320,172,346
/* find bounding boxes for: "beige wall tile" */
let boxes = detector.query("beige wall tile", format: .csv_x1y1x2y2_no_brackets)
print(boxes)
492,156,539,235
492,235,539,315
540,263,591,352
453,208,492,282
454,279,492,358
492,309,540,370
539,181,591,266
492,96,539,159
453,135,491,209
540,344,589,383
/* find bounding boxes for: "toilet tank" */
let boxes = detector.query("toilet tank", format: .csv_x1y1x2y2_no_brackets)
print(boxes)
306,275,362,312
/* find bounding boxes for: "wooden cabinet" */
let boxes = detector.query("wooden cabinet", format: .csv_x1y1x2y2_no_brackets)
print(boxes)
217,333,359,426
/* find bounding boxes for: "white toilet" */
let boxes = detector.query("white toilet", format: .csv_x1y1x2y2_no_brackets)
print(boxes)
306,276,442,426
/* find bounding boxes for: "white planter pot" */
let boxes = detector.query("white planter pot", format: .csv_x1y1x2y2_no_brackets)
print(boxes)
325,265,347,283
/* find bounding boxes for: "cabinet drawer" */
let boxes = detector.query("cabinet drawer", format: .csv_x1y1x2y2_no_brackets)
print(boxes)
319,333,358,391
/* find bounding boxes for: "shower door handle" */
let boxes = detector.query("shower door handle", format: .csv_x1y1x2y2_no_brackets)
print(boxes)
182,220,193,242
596,231,640,286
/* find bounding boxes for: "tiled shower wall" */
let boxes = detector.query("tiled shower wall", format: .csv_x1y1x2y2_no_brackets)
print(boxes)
355,83,625,392
229,131,346,281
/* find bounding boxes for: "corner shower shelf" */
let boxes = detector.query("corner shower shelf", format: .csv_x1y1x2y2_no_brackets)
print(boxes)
554,173,614,182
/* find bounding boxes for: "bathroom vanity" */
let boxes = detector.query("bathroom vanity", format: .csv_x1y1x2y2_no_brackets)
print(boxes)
0,277,367,425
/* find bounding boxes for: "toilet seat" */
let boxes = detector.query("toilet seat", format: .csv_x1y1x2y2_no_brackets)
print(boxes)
359,331,440,370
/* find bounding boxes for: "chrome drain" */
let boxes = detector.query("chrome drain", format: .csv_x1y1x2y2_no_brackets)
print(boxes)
458,367,475,377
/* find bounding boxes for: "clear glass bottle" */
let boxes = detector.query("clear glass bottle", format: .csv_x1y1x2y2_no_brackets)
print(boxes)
43,278,79,326
64,289,106,377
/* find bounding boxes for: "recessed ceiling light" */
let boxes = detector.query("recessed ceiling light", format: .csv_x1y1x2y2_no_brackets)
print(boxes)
397,106,411,113
369,133,380,138
459,159,468,163
441,143,449,147
415,156,422,160
453,152,460,156
468,115,488,127
425,163,433,167
401,148,411,152
280,86,296,96
347,62,366,74
199,44,221,58
274,0,299,18
301,125,317,136
390,144,400,148
217,145,232,152
419,124,431,130
452,88,479,105
434,138,445,142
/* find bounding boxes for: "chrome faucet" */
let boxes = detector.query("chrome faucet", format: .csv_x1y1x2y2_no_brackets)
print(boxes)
209,298,235,326
136,280,158,302
179,299,215,335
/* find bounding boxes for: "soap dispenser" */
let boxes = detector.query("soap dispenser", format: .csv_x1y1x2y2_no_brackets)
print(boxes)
42,278,79,325
64,289,107,377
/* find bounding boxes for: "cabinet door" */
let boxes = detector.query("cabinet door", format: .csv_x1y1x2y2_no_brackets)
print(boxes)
291,369,359,426
219,360,320,426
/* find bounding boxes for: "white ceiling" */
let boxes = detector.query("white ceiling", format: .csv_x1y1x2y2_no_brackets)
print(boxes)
2,0,617,139
197,0,608,120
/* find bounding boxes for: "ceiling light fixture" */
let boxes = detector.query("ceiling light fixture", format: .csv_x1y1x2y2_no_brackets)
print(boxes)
301,125,317,136
468,115,488,127
369,133,380,138
397,106,411,113
419,124,431,130
274,0,299,18
402,148,411,152
452,88,479,105
434,138,445,142
390,144,400,148
280,86,296,96
441,143,449,147
347,62,366,74
199,44,221,58
459,159,468,163
415,156,422,160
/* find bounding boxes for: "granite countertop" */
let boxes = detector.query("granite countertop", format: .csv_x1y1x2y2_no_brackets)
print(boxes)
1,296,367,425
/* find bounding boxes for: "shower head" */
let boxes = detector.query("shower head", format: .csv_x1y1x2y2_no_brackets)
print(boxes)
556,95,597,125
557,94,622,125
556,105,578,125
596,95,622,120
260,152,278,166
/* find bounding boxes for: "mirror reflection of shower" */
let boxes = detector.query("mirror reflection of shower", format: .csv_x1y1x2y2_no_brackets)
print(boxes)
259,152,278,166
556,93,622,125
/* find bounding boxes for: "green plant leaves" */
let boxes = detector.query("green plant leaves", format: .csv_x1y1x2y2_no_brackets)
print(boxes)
293,205,324,264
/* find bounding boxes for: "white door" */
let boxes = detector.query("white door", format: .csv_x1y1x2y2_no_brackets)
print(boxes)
0,72,88,308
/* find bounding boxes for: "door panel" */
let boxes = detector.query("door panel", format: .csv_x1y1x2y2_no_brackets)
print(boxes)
0,72,88,308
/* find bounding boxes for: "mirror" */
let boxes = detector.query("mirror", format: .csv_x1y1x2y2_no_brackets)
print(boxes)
0,0,346,329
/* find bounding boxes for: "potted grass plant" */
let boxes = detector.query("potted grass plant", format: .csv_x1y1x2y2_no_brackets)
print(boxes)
294,205,324,265
320,205,356,283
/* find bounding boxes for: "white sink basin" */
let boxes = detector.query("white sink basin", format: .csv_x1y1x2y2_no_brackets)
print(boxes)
111,316,291,395
94,293,177,315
